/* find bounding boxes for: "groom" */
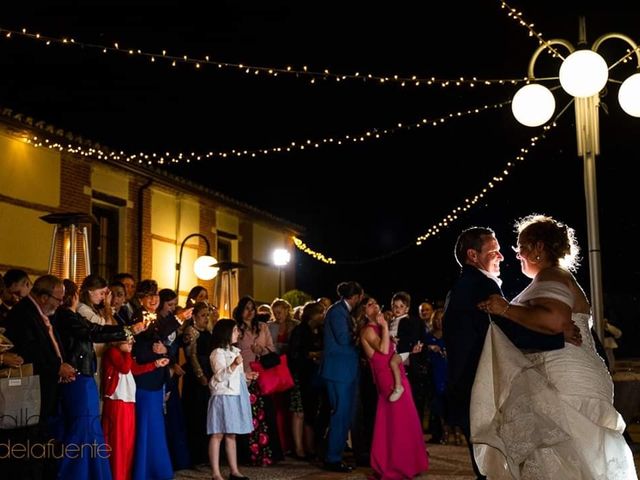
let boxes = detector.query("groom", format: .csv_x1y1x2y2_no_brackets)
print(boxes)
442,227,579,479
319,281,364,472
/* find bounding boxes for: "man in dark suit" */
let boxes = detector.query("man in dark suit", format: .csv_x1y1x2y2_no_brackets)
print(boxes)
443,227,579,479
319,281,363,472
4,274,76,479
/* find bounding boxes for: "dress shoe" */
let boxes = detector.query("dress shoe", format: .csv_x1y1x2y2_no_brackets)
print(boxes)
229,474,250,480
323,461,354,472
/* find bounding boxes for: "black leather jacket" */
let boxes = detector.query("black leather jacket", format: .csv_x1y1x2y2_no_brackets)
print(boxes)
53,308,129,376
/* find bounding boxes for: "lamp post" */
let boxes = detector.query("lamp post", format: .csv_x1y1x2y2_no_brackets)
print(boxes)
175,233,218,293
511,17,640,341
272,248,291,297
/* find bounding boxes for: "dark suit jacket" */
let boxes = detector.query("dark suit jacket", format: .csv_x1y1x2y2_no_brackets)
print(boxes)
396,315,425,355
442,265,564,429
4,297,64,421
319,300,359,383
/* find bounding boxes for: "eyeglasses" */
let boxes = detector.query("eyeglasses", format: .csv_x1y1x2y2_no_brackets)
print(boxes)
47,293,64,303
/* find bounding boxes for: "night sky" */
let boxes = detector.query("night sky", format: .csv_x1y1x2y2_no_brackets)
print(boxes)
2,1,639,334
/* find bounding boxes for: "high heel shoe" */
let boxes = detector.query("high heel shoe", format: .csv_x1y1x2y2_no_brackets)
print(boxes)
229,474,250,480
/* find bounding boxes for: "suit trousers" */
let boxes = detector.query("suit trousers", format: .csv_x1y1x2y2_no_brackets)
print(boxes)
325,378,358,463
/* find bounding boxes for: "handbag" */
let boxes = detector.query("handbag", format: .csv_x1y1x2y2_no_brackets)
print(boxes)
258,351,281,369
250,354,294,395
0,364,41,429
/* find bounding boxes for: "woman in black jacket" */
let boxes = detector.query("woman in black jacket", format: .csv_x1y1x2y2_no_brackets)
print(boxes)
53,278,144,479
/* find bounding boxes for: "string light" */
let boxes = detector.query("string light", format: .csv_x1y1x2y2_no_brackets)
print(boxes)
0,26,534,89
293,123,557,264
497,0,566,60
415,122,557,245
22,100,510,164
292,237,336,264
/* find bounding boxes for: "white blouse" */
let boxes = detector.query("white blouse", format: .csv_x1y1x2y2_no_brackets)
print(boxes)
209,346,245,396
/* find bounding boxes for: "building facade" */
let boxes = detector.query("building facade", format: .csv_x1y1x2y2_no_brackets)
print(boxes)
0,108,301,314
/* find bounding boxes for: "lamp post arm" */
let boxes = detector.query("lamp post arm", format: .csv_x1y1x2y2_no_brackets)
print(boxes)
592,33,640,69
527,39,575,79
175,233,211,293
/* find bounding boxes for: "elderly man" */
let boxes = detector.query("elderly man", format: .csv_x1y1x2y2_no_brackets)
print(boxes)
4,274,76,479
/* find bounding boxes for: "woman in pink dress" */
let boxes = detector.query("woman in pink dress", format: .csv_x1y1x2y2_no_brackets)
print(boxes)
358,295,429,480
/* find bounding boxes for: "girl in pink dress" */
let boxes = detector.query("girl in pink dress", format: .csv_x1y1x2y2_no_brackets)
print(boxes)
358,295,428,480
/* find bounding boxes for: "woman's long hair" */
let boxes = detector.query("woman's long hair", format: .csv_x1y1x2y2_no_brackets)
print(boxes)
233,295,259,335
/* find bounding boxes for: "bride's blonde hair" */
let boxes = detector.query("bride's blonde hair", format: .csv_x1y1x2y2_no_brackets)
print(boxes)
515,214,581,272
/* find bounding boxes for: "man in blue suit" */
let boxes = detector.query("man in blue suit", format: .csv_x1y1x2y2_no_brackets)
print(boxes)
443,227,580,480
319,281,364,472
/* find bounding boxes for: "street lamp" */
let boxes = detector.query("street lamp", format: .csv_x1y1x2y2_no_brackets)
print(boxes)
272,248,291,297
176,233,218,293
511,17,640,341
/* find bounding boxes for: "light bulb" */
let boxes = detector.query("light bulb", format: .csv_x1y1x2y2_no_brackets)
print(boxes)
511,84,556,127
559,50,608,98
193,255,218,280
272,248,291,266
618,72,640,117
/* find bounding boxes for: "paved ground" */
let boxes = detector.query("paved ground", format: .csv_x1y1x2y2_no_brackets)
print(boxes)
176,443,475,479
176,430,640,479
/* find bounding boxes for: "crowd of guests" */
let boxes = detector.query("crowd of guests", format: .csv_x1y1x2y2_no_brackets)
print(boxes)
0,268,450,480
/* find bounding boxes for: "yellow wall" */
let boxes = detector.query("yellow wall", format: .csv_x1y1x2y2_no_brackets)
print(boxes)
177,198,201,248
151,189,178,240
252,263,279,304
216,210,239,235
253,223,287,264
0,202,53,272
0,132,60,207
252,224,289,301
150,189,204,301
91,164,130,201
151,238,177,291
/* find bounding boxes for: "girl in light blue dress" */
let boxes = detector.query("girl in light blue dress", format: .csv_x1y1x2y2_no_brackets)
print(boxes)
207,319,259,480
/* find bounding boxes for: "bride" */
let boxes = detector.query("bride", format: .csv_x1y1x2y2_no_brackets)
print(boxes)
472,214,637,479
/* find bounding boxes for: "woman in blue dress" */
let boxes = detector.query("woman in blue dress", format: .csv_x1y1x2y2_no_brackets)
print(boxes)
53,279,142,479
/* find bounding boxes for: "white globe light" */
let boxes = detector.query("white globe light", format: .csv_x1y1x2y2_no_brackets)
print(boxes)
618,72,640,117
193,255,219,280
272,248,291,266
511,84,556,127
559,50,609,98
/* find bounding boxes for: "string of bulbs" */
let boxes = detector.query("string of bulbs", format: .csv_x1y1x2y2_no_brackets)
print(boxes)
293,122,557,265
0,25,538,89
23,100,510,164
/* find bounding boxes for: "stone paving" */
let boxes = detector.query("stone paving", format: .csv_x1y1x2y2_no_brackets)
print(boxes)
176,427,640,479
176,443,475,479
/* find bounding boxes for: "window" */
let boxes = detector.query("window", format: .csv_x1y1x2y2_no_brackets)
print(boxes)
217,238,232,262
91,203,119,281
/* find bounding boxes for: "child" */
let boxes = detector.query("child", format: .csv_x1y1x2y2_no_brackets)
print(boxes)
388,350,405,402
102,339,169,480
357,297,405,402
207,319,259,480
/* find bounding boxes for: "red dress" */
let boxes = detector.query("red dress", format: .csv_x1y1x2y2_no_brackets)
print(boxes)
366,324,429,479
101,347,152,480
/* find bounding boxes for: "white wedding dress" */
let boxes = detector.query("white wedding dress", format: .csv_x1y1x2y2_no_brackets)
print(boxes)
471,280,638,479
